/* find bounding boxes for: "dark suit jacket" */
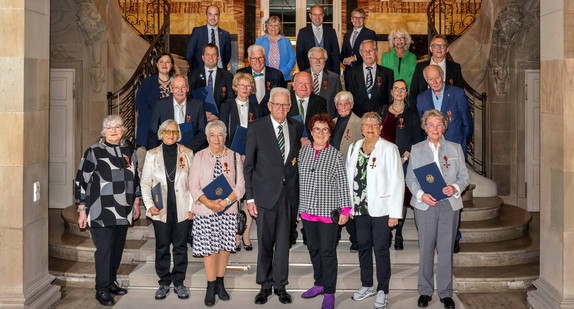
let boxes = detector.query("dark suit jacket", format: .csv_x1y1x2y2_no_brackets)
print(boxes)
185,25,231,71
237,66,286,117
287,93,328,127
345,64,394,117
220,99,260,148
296,25,341,74
410,60,463,108
416,84,473,158
147,96,208,152
188,67,235,111
340,27,378,71
243,116,303,210
380,105,425,156
305,69,342,118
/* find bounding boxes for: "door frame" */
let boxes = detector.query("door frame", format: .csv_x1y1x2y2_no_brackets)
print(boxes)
524,69,540,212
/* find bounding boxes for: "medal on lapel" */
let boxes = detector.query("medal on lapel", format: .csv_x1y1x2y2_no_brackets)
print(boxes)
370,157,377,169
443,155,450,169
398,118,405,129
223,162,230,174
376,76,382,87
447,111,454,122
344,129,351,140
266,81,271,91
249,113,253,123
125,157,132,168
323,80,328,90
222,86,226,97
179,157,185,169
291,158,297,166
186,115,190,122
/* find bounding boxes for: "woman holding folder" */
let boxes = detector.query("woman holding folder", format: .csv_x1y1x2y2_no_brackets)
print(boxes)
188,120,245,306
140,119,194,300
405,109,469,309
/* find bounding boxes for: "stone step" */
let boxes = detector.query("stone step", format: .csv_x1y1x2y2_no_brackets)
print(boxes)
461,197,503,221
49,256,136,287
459,204,531,243
454,262,539,292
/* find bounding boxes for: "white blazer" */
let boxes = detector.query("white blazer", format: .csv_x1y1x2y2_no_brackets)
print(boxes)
140,144,194,223
346,137,404,218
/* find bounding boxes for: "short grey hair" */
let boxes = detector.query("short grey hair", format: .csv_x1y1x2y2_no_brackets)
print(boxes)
388,28,412,50
269,87,291,103
100,114,125,137
423,64,445,81
171,74,189,89
421,109,448,133
359,39,378,52
247,45,266,59
157,119,182,142
307,46,328,60
205,120,227,139
334,91,354,104
361,111,382,125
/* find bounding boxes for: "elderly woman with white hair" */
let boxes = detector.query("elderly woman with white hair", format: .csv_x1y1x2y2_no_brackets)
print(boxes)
188,120,245,306
381,28,417,92
140,119,194,300
75,114,141,306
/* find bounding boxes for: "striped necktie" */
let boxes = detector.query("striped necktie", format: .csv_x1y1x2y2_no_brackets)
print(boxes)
208,70,214,92
313,73,320,95
277,125,285,160
351,30,358,48
298,99,305,121
366,67,373,99
211,28,216,44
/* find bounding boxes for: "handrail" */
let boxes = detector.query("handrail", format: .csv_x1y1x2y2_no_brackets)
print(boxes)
107,6,169,143
119,0,169,43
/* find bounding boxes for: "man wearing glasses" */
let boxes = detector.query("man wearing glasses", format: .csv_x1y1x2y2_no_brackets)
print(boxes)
305,47,343,118
341,8,377,72
238,45,286,117
410,35,464,108
244,87,303,305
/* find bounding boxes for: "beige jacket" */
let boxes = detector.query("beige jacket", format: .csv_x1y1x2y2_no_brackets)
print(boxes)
334,112,363,160
141,144,194,223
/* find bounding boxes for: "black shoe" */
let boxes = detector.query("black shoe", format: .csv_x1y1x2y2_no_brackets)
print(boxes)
440,297,455,308
205,280,217,307
95,290,115,306
109,281,127,295
350,244,358,253
417,295,432,308
216,277,230,301
235,245,242,252
394,237,404,250
274,288,292,304
254,288,272,304
453,240,460,253
243,239,253,251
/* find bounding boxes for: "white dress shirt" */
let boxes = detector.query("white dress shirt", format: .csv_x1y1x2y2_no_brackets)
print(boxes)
235,98,249,128
430,57,447,81
173,97,187,124
204,66,218,89
206,25,223,68
254,67,266,103
362,63,377,86
295,95,310,120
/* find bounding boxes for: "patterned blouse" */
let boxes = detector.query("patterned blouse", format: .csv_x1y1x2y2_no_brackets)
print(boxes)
352,149,370,216
159,77,172,98
267,35,281,70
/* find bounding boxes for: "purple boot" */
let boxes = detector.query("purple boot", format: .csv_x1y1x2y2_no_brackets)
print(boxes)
322,293,335,309
301,285,324,299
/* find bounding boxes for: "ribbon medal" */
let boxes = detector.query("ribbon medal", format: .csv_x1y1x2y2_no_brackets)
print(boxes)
370,157,377,169
223,162,230,174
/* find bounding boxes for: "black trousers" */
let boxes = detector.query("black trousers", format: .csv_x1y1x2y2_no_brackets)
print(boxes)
355,215,391,293
152,212,190,287
346,218,358,247
256,188,291,289
90,225,128,291
302,219,339,293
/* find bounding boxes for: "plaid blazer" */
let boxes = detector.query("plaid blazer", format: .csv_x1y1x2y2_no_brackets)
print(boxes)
298,144,351,217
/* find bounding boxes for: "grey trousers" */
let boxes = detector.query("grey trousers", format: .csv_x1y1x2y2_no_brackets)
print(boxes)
414,201,459,298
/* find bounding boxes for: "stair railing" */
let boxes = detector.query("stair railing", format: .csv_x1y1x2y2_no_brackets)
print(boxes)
119,0,169,44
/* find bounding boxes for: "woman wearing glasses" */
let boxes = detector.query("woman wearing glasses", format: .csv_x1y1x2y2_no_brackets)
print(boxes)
346,112,404,309
140,119,194,300
381,29,417,94
379,80,424,250
298,113,351,309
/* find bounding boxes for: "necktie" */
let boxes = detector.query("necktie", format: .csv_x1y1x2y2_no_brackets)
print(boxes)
313,74,320,95
179,105,185,124
208,70,214,92
366,67,373,99
253,72,264,78
211,28,216,44
277,125,285,160
298,99,305,121
314,27,322,45
351,30,358,48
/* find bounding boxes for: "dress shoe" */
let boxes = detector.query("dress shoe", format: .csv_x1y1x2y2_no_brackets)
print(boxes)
453,240,460,253
95,290,115,306
417,295,432,308
254,288,272,304
301,285,324,298
350,244,358,253
243,239,253,251
155,285,170,300
322,293,335,309
274,288,292,304
216,277,230,301
440,297,455,308
174,285,189,299
109,281,127,295
394,237,404,250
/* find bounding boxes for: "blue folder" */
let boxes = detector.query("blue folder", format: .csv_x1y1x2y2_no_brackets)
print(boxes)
190,86,219,115
413,162,449,201
230,126,248,155
179,121,194,144
202,174,233,215
151,182,163,210
291,115,309,138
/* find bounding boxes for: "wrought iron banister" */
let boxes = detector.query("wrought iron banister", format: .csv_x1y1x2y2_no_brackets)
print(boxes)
119,0,169,43
108,3,169,142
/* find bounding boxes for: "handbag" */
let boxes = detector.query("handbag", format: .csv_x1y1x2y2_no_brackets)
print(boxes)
331,208,341,224
233,152,247,235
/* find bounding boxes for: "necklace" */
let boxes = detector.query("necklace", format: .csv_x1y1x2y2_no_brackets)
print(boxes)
165,166,176,182
390,104,404,115
158,74,171,83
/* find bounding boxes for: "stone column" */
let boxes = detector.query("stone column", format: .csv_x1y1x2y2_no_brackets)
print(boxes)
527,0,574,306
0,0,60,307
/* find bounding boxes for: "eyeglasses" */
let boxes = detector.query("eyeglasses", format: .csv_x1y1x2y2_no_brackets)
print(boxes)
351,16,365,20
392,87,407,93
269,102,290,109
360,49,376,54
249,56,265,62
309,57,326,61
312,127,330,134
164,130,180,136
336,102,352,107
431,44,448,50
105,125,123,130
172,86,188,91
238,84,252,89
426,123,445,129
393,37,406,41
362,123,380,128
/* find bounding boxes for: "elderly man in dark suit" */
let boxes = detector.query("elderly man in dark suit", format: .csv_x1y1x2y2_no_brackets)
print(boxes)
296,5,340,74
410,35,463,107
305,47,342,118
238,44,286,117
341,8,377,72
188,43,235,122
185,5,231,71
148,75,207,152
345,40,394,117
244,87,303,305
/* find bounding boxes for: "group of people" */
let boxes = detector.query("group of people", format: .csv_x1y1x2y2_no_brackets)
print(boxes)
74,3,475,309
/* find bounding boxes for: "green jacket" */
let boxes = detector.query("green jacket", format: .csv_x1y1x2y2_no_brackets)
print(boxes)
381,49,417,91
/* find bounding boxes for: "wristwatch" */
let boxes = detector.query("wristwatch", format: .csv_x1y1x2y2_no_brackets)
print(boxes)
77,207,86,213
225,198,233,206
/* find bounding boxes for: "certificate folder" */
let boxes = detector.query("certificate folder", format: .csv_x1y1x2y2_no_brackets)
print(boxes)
190,87,219,115
230,126,248,155
291,115,309,138
151,182,163,210
413,162,449,201
202,174,233,215
179,121,194,144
